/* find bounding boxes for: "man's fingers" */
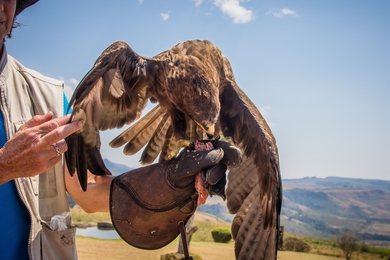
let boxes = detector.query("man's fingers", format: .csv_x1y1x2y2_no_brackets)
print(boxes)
50,139,67,158
47,153,64,168
38,115,72,134
18,111,54,131
15,113,81,156
53,114,72,125
41,119,83,146
18,113,72,135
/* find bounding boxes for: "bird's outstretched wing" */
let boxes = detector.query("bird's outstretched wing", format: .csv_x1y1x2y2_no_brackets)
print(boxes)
218,57,282,259
65,41,161,191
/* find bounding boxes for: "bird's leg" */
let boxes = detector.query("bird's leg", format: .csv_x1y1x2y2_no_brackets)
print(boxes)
167,139,192,159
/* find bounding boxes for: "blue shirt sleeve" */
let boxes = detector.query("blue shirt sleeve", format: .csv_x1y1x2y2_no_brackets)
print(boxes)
63,92,72,115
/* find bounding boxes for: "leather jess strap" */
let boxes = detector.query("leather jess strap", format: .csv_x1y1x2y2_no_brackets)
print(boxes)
179,222,193,260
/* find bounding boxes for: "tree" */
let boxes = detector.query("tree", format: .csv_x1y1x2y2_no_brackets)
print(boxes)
336,233,360,260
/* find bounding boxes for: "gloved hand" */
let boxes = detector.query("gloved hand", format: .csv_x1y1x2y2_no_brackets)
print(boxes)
171,138,243,201
167,145,226,188
109,138,242,250
203,139,242,200
181,138,243,200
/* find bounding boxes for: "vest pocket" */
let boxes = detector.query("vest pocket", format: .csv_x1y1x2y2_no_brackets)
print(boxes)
41,224,77,260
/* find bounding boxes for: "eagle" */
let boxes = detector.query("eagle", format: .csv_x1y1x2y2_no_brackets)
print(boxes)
65,39,282,260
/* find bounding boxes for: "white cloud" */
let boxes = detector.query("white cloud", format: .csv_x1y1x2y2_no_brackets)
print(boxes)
138,0,144,4
194,0,203,7
67,77,79,86
213,0,254,24
160,13,169,21
266,8,299,18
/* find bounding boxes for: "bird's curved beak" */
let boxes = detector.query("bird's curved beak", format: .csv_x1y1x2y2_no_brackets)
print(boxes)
194,120,215,139
205,125,215,139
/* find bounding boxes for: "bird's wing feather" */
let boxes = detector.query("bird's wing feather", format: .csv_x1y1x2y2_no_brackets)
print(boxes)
140,113,172,164
158,125,178,163
109,105,166,156
217,57,282,259
65,41,160,191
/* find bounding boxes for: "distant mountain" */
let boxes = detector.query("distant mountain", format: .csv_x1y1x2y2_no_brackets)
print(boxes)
281,176,390,247
198,196,233,222
283,176,390,193
103,158,134,176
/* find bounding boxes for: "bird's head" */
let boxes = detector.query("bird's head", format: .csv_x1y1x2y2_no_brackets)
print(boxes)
164,60,220,139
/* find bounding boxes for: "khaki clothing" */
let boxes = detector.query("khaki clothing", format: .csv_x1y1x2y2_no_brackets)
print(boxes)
0,46,77,259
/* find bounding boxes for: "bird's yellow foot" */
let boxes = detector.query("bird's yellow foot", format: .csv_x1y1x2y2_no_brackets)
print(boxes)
167,139,192,159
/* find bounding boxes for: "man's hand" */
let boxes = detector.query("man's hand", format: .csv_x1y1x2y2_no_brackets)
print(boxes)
0,112,83,184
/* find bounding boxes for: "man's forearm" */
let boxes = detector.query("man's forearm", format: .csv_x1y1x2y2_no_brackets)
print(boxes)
65,165,114,213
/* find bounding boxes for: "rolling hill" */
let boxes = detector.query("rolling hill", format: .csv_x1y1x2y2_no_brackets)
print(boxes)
103,158,134,176
282,177,390,246
198,176,390,246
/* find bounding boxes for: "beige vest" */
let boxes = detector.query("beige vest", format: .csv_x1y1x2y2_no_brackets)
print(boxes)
0,47,77,259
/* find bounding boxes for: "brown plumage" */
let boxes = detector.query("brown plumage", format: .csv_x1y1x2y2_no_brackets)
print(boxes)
65,39,282,260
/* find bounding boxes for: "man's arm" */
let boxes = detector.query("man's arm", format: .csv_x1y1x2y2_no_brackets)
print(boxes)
64,164,114,213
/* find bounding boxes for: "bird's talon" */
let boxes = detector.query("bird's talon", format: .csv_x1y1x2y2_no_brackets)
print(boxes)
180,140,192,148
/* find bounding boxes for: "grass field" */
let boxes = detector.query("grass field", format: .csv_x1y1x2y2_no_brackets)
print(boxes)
71,208,389,260
76,237,346,260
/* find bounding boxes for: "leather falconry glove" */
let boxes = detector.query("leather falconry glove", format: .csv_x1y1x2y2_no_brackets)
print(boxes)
110,138,242,250
190,138,243,201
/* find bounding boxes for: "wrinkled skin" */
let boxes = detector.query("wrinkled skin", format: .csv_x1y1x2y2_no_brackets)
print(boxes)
0,113,83,184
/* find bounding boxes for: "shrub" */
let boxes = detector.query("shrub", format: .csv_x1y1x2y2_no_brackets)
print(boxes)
160,252,202,260
360,243,369,253
211,228,232,243
283,237,311,253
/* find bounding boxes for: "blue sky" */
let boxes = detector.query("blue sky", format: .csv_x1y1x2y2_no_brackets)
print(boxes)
8,0,390,180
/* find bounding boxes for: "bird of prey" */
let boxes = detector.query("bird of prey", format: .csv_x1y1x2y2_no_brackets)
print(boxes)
65,39,282,260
